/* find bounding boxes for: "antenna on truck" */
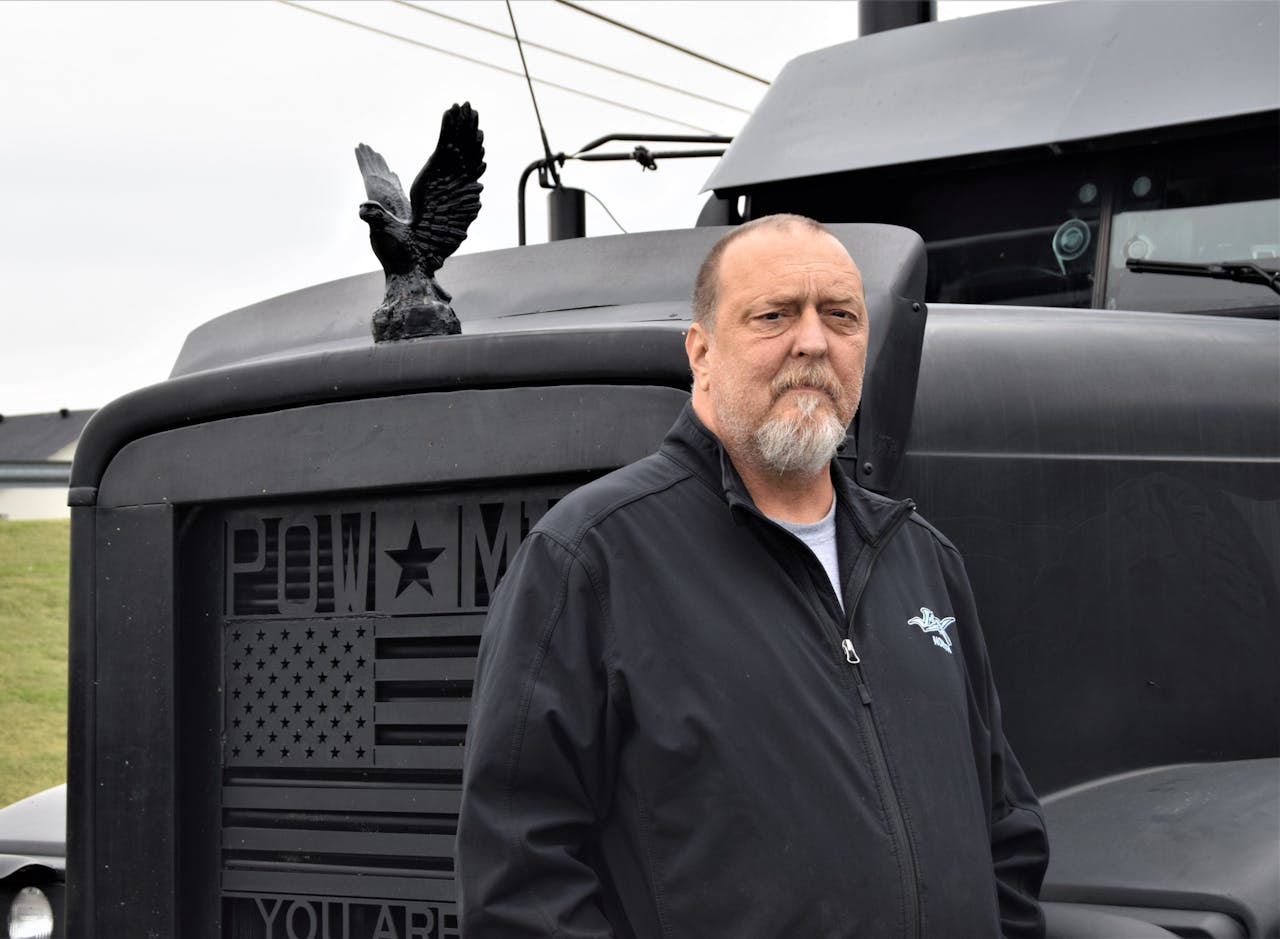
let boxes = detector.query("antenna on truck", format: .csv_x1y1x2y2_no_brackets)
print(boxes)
507,0,595,240
506,0,561,190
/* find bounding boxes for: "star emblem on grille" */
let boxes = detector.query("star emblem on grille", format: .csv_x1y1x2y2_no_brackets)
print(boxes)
384,522,446,597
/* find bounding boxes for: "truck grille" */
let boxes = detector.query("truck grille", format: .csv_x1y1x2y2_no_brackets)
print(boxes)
214,487,566,937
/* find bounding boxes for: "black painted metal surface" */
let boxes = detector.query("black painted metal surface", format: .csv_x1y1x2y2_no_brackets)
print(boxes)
705,1,1280,191
904,305,1279,790
1041,761,1280,936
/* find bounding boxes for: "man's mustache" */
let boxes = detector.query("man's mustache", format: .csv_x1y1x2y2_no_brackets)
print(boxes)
770,365,844,402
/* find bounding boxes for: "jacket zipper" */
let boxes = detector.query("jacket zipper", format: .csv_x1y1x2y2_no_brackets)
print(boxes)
838,500,922,939
752,496,923,938
848,659,920,938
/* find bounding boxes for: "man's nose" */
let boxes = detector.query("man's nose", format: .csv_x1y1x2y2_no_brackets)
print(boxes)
793,306,829,357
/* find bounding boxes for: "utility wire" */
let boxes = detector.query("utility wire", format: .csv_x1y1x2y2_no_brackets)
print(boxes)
274,0,718,133
553,0,769,85
505,0,559,185
392,0,749,115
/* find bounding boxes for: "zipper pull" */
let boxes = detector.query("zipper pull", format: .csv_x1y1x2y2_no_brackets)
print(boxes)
842,640,873,704
842,638,860,664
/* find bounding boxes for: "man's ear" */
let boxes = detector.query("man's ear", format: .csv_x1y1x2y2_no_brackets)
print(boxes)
686,321,713,393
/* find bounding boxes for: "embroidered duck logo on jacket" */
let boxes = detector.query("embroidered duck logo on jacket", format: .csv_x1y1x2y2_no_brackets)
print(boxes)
909,607,956,654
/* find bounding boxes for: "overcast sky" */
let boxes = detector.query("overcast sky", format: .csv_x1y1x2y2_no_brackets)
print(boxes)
0,0,1041,416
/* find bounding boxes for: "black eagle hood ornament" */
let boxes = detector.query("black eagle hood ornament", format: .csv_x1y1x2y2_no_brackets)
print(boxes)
356,102,486,341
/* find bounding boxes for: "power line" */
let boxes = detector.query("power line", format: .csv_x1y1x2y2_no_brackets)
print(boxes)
393,1,750,115
274,0,719,133
552,0,769,85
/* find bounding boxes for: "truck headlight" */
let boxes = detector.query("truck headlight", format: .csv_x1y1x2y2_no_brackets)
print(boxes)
7,886,53,939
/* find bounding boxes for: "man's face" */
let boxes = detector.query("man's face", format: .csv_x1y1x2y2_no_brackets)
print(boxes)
687,225,868,475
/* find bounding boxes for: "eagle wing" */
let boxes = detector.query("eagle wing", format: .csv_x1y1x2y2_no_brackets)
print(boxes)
409,102,486,274
355,143,411,221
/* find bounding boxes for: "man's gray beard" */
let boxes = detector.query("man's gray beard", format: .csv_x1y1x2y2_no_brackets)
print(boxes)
751,393,848,475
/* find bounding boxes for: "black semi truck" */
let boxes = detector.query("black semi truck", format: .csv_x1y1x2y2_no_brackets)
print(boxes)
1,2,1275,938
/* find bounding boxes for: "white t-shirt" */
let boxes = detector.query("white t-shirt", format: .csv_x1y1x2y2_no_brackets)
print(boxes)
770,497,842,609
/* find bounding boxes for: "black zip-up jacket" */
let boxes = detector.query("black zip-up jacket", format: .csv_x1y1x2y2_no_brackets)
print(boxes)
458,404,1048,938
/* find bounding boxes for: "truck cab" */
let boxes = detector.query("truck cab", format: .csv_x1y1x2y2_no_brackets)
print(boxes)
703,0,1279,320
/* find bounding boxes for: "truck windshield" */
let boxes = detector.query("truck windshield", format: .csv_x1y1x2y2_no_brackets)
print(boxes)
923,121,1278,314
1103,126,1278,315
1106,198,1279,313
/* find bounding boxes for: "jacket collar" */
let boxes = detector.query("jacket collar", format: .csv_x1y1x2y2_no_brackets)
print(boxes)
659,401,911,545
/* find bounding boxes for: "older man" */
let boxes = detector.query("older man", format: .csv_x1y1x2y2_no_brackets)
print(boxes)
457,215,1048,937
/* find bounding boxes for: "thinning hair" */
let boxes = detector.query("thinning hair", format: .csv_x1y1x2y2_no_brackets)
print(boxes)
691,213,835,329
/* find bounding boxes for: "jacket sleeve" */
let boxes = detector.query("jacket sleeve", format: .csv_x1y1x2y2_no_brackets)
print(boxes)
457,531,619,938
943,546,1050,939
990,733,1050,939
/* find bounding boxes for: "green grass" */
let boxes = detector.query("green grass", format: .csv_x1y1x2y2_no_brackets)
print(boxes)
0,519,69,807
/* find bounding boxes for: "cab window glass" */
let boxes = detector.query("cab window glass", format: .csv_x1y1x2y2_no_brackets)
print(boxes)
925,175,1101,309
749,157,1105,309
1105,129,1279,314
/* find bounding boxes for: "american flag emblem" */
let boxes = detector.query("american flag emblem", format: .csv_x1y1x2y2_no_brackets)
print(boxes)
222,612,480,771
224,621,375,766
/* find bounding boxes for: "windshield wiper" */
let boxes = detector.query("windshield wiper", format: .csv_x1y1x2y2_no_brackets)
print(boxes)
1126,258,1280,295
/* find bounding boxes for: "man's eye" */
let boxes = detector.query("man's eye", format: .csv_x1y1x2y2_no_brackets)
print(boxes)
760,311,782,321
